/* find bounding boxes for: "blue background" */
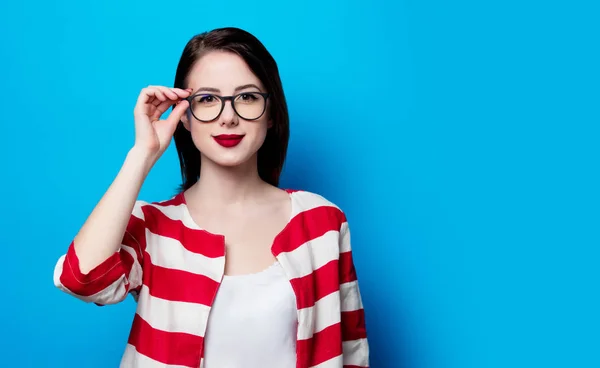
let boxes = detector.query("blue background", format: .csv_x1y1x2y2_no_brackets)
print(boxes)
1,0,598,367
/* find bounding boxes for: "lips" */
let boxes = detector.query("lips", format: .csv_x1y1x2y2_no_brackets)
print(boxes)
212,134,245,148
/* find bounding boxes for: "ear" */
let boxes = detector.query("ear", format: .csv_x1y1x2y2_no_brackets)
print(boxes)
267,119,273,129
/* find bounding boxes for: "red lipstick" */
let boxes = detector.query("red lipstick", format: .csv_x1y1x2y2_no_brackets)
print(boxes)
213,134,244,147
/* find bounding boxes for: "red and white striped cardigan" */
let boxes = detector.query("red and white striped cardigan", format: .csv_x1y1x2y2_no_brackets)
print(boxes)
53,189,369,368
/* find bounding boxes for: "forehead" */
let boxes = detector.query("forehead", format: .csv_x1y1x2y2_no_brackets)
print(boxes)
186,50,264,92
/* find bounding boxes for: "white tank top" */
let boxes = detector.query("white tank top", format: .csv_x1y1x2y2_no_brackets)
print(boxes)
203,261,298,368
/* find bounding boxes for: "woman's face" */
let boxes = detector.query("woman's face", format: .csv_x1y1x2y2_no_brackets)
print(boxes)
182,50,271,168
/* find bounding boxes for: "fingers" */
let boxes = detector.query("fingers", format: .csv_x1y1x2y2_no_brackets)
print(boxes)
154,86,191,102
137,86,191,105
157,88,192,119
151,99,177,120
136,86,192,119
165,99,190,127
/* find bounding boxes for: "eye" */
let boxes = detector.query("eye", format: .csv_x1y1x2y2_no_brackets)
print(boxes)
239,93,259,101
197,94,217,104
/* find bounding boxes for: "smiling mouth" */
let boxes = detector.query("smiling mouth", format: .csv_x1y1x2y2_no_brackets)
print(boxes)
212,134,245,148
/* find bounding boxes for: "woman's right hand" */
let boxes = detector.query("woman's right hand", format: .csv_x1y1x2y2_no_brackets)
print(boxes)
132,85,191,158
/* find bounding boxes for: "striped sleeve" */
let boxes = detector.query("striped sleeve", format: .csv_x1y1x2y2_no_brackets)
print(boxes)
339,220,370,368
53,201,147,306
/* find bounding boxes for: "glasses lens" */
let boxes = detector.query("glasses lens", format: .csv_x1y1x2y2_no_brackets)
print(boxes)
191,94,222,121
234,92,266,120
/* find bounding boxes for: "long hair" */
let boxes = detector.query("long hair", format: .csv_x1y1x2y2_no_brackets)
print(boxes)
172,27,290,192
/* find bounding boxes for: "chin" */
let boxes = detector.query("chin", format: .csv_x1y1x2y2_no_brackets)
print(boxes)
210,155,253,167
200,147,258,168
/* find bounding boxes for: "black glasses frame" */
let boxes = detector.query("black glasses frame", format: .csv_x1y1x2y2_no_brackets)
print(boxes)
185,92,270,122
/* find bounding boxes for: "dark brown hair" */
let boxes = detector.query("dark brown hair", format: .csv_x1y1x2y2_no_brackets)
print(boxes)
172,27,290,192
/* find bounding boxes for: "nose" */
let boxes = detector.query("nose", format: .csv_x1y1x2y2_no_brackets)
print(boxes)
219,99,238,127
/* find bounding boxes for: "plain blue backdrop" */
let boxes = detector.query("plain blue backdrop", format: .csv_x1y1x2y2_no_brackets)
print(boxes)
1,0,598,367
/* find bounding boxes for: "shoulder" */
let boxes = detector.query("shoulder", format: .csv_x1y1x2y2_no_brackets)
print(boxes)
131,192,188,220
287,189,348,228
287,188,342,210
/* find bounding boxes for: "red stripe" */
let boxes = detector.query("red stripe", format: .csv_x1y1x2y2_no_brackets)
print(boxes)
288,245,359,310
339,251,358,284
142,253,220,305
297,323,343,367
341,309,367,341
157,193,185,207
272,205,346,255
290,260,339,309
143,205,225,258
128,313,202,367
60,242,129,297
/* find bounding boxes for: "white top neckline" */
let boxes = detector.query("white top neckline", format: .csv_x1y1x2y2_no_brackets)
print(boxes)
221,261,281,281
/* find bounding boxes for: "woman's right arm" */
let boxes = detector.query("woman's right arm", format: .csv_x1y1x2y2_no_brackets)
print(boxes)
53,86,191,305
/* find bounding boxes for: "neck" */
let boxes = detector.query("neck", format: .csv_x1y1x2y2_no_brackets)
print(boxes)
190,154,265,206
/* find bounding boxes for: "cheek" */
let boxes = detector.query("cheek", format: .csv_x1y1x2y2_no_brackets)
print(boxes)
189,123,214,149
251,122,269,143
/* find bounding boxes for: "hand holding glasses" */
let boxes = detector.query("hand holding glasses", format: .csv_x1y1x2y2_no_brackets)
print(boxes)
132,86,192,157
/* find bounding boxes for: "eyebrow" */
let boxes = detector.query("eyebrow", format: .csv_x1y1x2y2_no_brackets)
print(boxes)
194,84,262,94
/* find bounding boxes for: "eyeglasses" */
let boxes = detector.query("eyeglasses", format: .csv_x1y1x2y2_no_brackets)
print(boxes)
185,92,269,122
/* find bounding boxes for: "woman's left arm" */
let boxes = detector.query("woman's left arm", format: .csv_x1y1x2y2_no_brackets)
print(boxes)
339,220,370,368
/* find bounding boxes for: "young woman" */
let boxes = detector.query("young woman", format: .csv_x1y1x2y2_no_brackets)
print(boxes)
53,27,369,368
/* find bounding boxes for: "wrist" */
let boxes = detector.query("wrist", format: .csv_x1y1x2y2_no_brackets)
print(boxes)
126,146,157,175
